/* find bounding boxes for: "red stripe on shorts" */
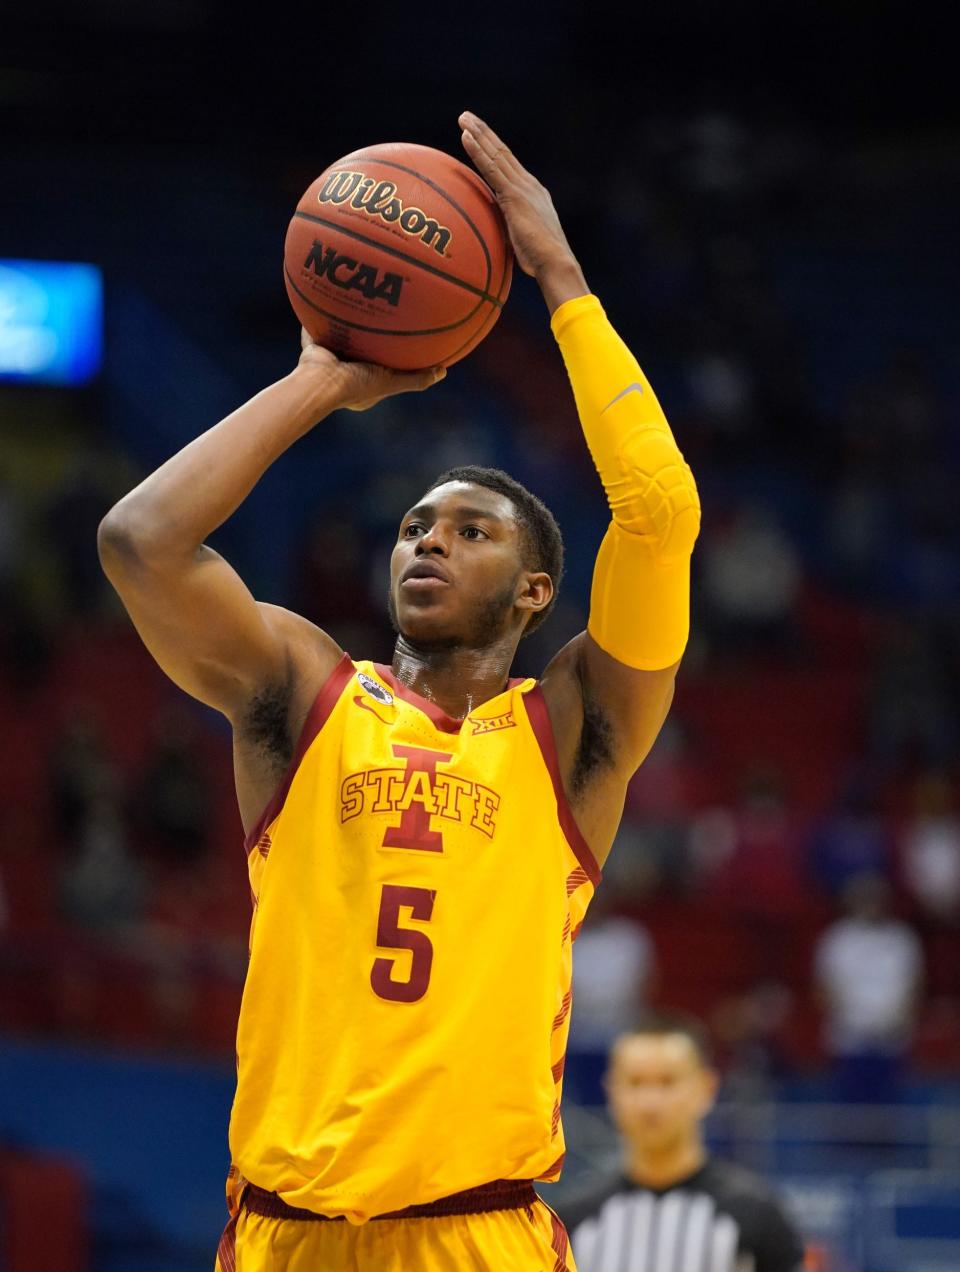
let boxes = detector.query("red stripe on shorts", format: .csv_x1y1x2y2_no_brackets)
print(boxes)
216,1213,237,1272
551,1210,572,1272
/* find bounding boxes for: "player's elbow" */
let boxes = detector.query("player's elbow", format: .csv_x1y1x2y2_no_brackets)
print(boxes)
97,501,163,575
610,448,701,561
660,480,701,562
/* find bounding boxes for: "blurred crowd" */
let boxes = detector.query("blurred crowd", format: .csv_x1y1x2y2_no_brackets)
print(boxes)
1,109,958,1098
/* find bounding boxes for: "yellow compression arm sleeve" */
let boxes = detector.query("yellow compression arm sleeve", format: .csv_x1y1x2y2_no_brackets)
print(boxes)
551,294,701,670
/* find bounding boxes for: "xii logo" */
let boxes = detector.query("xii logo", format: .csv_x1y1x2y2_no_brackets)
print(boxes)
470,711,516,735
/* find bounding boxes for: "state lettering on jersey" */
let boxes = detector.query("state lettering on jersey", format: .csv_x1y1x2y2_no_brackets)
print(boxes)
340,743,500,848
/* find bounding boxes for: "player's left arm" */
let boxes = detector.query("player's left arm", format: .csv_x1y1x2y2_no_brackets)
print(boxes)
545,289,699,750
461,113,700,859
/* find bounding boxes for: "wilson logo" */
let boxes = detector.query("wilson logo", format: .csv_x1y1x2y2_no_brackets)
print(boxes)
318,170,453,255
303,240,403,306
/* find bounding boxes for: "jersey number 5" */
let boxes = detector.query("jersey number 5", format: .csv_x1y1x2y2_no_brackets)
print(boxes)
370,884,436,1003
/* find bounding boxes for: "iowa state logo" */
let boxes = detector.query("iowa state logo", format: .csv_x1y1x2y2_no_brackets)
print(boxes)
317,171,453,255
341,744,500,846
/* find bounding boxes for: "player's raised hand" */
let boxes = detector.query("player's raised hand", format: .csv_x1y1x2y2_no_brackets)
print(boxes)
459,111,578,281
298,327,445,412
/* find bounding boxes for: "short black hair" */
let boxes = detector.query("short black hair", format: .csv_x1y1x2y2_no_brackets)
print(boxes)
425,465,564,636
611,1010,714,1069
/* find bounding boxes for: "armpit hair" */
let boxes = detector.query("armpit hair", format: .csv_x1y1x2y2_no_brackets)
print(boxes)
239,661,295,771
570,662,617,799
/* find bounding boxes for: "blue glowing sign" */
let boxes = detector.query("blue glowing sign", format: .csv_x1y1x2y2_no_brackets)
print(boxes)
0,259,103,385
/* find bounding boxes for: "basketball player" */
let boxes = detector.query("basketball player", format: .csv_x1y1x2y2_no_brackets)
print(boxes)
560,1015,805,1272
98,112,700,1271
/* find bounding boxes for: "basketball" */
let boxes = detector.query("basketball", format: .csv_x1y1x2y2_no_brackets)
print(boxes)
283,142,513,371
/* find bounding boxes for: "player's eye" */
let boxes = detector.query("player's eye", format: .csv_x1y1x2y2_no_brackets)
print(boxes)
403,523,425,537
461,526,487,540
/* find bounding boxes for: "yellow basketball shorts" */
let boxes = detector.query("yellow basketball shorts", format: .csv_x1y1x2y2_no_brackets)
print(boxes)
215,1188,576,1272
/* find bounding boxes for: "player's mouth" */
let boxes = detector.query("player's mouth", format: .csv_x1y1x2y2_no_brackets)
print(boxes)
401,561,451,588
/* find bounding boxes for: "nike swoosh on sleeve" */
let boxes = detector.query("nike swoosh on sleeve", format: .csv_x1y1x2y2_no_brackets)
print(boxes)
602,382,645,413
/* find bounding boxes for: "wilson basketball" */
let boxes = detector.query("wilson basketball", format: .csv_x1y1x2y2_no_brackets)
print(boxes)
283,142,513,371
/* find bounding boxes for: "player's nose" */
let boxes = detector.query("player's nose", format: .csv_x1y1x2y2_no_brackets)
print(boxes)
415,523,450,555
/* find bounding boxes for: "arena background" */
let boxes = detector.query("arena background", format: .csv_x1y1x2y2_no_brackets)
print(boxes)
1,3,958,1269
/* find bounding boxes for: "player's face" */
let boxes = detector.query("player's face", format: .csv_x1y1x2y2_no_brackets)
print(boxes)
606,1035,718,1153
389,481,545,649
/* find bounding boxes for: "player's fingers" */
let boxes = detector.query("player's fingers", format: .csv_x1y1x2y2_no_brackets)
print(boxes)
345,367,446,411
460,129,520,197
459,111,523,179
386,365,447,396
465,123,521,177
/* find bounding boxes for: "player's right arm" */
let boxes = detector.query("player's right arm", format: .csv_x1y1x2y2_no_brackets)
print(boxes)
98,337,445,722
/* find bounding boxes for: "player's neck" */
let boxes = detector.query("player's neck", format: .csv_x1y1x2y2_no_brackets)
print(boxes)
391,635,517,720
623,1135,708,1191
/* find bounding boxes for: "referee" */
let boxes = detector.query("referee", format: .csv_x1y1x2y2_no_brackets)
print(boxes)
556,1013,805,1272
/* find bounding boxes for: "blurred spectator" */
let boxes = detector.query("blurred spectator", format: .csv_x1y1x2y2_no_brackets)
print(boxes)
839,350,944,482
824,473,891,596
899,770,960,923
814,873,924,1102
712,981,796,1098
807,771,893,898
48,709,147,935
689,765,807,918
684,348,755,441
49,710,121,849
566,888,657,1106
290,505,385,655
0,469,23,593
618,718,712,895
699,506,802,657
0,468,53,689
866,619,958,771
58,792,145,933
131,705,212,866
44,453,116,620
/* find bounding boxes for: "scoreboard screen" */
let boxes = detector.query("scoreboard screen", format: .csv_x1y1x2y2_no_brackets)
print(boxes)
0,259,103,386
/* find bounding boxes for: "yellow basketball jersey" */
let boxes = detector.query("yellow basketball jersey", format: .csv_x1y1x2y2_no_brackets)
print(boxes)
227,655,600,1224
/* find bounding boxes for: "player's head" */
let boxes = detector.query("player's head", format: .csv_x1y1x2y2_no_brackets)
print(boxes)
389,466,564,652
604,1012,718,1154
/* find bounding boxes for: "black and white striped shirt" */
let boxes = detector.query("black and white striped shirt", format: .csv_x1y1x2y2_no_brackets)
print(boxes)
557,1160,804,1272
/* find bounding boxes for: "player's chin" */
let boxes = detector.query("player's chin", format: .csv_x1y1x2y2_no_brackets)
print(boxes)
393,597,463,645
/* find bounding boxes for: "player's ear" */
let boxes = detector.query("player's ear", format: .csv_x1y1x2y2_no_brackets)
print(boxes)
516,570,553,616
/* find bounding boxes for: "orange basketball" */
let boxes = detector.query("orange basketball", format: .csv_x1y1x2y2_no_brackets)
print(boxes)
283,142,513,371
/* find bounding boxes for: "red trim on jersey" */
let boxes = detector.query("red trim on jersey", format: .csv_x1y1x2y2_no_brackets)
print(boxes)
523,685,602,886
552,990,572,1032
373,663,526,734
242,653,355,853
